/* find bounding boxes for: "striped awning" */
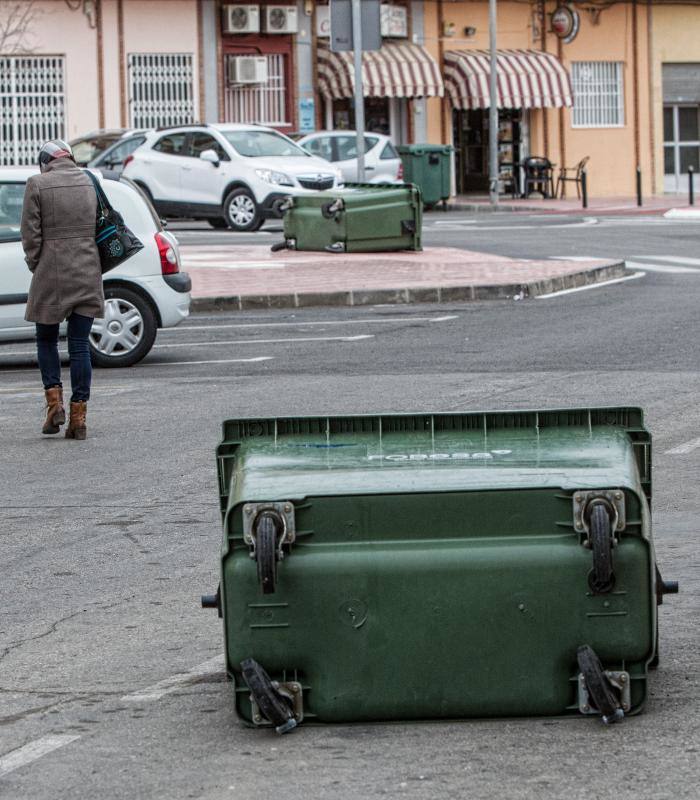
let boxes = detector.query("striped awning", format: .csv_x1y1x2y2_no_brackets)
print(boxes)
444,49,573,110
318,42,444,100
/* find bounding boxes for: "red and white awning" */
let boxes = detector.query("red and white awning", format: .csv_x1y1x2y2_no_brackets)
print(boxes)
444,49,573,110
318,42,444,100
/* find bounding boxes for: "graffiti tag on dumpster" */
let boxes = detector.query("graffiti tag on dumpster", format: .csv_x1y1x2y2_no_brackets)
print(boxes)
366,450,513,462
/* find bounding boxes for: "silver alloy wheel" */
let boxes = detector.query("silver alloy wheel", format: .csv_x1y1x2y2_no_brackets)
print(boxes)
228,193,256,226
90,298,144,357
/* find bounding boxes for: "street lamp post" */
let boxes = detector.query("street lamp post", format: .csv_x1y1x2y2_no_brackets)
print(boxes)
488,0,499,207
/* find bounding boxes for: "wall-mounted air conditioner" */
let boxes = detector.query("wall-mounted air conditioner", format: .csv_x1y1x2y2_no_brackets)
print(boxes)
263,5,298,34
222,5,260,34
229,56,268,84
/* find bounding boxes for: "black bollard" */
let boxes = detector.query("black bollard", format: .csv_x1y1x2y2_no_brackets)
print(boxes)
581,169,588,209
636,166,642,207
689,166,695,206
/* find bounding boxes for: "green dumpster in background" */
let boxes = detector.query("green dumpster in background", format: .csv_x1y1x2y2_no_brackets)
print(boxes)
203,407,678,732
397,144,453,208
278,183,422,252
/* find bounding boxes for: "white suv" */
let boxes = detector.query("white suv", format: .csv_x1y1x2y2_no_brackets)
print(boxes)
122,124,343,232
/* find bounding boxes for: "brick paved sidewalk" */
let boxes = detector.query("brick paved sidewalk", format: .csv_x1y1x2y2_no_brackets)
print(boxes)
181,244,625,311
451,193,689,216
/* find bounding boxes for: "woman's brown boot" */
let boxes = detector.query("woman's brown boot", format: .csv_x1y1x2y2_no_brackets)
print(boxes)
65,401,87,440
42,386,65,434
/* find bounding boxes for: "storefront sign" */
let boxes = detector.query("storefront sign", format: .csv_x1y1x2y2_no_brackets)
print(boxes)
316,6,330,37
299,97,316,133
551,5,579,44
380,5,408,38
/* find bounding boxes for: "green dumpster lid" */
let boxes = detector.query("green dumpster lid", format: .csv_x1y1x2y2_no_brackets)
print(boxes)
218,408,651,510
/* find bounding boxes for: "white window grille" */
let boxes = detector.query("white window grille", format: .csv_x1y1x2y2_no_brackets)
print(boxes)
128,53,195,129
224,54,288,126
571,62,624,128
0,56,65,166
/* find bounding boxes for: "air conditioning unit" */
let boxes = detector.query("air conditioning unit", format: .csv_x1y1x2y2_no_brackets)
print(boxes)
222,5,260,34
381,5,408,38
263,5,298,34
229,55,268,84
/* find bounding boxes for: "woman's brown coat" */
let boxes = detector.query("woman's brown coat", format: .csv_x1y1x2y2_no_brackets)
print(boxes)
21,158,104,325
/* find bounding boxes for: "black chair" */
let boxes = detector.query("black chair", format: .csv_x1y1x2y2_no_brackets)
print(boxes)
556,156,590,198
522,156,555,198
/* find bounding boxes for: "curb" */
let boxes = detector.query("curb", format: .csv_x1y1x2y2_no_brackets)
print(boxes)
191,261,627,313
445,202,673,216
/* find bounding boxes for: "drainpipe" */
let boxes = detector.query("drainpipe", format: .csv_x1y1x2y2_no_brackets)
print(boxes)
557,33,566,196
632,0,641,186
95,0,105,128
646,0,656,194
539,0,549,160
438,0,446,144
488,0,499,206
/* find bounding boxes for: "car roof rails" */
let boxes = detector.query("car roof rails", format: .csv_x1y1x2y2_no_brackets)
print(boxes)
154,122,210,132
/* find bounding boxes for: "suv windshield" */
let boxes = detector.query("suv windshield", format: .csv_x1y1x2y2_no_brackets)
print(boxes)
222,130,309,158
0,182,25,242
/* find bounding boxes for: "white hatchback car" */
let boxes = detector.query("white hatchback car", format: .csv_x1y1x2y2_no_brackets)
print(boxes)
298,131,403,184
121,124,343,232
0,168,191,367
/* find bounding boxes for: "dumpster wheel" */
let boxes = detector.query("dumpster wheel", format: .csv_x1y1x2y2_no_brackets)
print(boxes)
255,512,279,594
576,645,624,724
587,502,616,594
240,658,297,734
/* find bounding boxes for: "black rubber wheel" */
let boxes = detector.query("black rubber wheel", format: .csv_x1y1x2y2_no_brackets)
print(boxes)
223,188,264,232
587,502,615,594
207,218,228,229
240,658,294,730
255,513,279,594
577,644,621,720
89,286,158,368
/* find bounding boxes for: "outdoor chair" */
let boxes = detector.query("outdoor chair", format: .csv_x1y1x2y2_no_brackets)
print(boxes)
556,156,590,198
522,156,555,199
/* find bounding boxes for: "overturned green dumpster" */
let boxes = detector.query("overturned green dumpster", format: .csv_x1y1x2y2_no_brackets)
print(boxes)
203,408,677,732
275,183,422,253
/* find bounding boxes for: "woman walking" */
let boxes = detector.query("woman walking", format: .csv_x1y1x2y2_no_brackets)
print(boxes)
21,140,104,441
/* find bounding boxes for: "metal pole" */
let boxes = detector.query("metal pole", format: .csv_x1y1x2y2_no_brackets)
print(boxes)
581,168,588,209
689,166,695,206
351,0,365,183
488,0,499,207
636,165,642,207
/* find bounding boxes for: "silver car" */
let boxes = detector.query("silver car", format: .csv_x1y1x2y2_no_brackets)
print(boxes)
298,131,403,184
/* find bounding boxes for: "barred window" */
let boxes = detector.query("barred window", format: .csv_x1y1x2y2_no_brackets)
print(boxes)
571,62,624,128
127,53,195,129
224,54,288,126
0,56,65,166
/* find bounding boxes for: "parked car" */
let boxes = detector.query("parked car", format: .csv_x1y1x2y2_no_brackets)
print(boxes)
88,131,153,176
0,168,191,367
69,129,147,167
121,123,343,231
298,131,403,184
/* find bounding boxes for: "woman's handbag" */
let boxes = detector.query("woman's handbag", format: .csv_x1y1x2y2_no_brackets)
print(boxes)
83,170,143,274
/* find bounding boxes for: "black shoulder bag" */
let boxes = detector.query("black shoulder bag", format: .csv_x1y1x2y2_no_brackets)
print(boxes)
83,170,143,273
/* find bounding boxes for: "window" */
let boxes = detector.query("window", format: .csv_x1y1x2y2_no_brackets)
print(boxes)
221,130,306,158
335,136,379,162
303,136,333,161
571,62,624,128
380,142,399,160
190,132,228,160
664,104,700,189
0,56,65,166
153,133,188,156
96,136,146,167
72,134,124,166
0,182,25,242
224,54,288,126
127,53,195,129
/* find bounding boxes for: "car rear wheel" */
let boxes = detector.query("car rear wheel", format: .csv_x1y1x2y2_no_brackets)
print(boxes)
224,188,263,232
89,286,157,368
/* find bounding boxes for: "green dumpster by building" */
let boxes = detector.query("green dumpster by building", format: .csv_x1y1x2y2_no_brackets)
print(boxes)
397,144,453,208
204,407,678,732
279,183,422,253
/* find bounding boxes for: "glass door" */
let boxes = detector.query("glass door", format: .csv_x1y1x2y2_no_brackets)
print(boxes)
664,105,700,193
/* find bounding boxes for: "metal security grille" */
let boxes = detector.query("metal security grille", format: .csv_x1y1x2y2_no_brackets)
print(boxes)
224,54,288,126
127,53,195,128
0,56,65,165
571,62,624,128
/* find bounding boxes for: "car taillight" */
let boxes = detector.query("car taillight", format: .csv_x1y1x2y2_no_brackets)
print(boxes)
155,231,180,275
123,154,134,169
397,162,404,181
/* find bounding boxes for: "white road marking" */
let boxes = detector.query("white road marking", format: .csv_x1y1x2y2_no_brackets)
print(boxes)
0,735,81,778
549,256,602,261
536,271,645,299
121,655,225,703
153,334,374,349
630,255,700,267
664,437,700,455
143,356,274,367
181,260,286,270
625,260,699,274
425,217,598,232
162,315,459,333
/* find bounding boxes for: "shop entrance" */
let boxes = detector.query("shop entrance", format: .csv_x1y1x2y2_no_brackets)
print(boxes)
323,97,408,143
453,109,524,195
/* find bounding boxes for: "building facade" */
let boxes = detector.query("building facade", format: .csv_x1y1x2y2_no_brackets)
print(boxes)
2,0,700,198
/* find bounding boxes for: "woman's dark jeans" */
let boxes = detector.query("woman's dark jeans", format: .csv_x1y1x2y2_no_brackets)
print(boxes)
36,312,94,402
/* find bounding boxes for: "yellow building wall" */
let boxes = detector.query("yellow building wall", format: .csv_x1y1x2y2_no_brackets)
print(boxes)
421,1,654,197
649,5,700,194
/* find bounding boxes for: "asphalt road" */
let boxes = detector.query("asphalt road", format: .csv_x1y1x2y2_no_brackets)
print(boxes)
1,214,699,799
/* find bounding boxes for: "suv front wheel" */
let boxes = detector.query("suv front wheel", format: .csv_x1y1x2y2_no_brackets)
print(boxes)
224,188,263,232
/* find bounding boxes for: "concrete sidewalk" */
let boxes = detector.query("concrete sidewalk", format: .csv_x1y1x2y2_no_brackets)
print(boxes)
450,193,690,216
182,244,626,312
